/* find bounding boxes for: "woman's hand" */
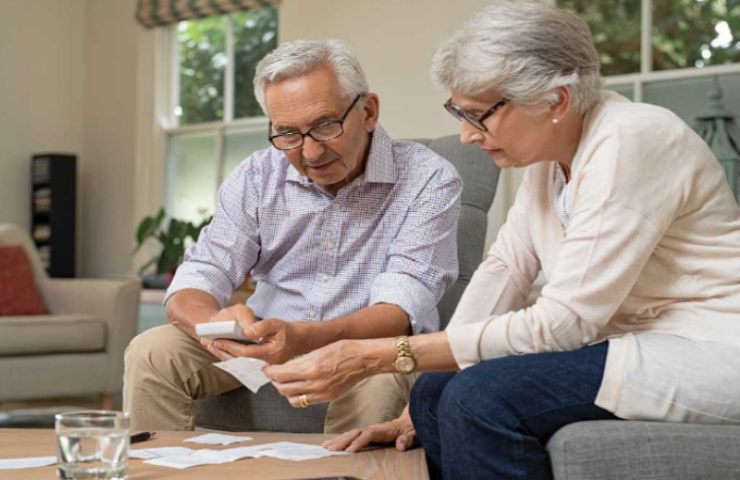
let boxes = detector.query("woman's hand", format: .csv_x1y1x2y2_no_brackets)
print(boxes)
263,338,389,408
323,405,416,452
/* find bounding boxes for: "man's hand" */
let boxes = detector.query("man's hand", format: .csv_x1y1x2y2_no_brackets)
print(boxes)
204,318,308,365
263,339,389,407
323,405,416,452
208,303,258,326
199,304,258,359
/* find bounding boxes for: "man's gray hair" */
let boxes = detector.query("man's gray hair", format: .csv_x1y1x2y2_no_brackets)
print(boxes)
254,39,369,114
431,1,601,114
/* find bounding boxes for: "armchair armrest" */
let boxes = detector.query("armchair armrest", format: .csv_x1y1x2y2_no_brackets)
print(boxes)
39,278,141,392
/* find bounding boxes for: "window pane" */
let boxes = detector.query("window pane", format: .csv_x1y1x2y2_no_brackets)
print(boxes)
557,0,641,75
223,129,271,179
653,0,740,70
167,134,217,223
642,73,740,126
233,7,279,119
177,16,227,124
606,84,635,100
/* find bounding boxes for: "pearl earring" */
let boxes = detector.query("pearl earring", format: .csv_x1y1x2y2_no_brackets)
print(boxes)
552,118,559,124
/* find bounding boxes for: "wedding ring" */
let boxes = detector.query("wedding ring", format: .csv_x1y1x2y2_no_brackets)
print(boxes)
298,394,310,408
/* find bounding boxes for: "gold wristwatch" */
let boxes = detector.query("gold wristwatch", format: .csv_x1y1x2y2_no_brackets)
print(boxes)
393,336,417,374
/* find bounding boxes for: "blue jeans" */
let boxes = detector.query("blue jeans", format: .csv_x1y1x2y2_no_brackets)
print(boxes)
409,342,619,480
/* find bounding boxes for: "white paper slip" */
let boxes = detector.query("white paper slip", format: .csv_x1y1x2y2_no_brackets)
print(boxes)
257,441,350,461
0,456,57,470
144,449,234,470
184,433,253,446
129,446,195,460
213,357,270,393
143,442,352,470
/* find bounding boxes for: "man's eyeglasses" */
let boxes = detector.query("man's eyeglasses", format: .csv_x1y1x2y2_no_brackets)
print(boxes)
269,94,363,151
443,98,507,132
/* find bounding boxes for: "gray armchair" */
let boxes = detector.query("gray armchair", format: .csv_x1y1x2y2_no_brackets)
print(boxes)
195,134,500,432
0,224,140,407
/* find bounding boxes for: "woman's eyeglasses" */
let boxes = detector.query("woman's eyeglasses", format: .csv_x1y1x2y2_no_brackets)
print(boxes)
443,98,507,131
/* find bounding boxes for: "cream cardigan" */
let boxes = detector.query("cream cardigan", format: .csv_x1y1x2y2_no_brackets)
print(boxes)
446,91,740,423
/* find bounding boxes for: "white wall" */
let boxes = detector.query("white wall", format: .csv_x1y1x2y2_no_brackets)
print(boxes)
0,0,86,231
280,0,491,139
0,0,139,278
80,0,138,278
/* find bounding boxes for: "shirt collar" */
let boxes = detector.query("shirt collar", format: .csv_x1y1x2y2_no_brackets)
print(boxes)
284,123,396,186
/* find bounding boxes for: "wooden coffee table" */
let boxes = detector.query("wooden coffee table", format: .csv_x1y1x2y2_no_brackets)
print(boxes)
0,429,428,479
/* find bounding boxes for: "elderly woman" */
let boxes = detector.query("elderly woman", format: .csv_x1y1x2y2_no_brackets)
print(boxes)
264,2,740,478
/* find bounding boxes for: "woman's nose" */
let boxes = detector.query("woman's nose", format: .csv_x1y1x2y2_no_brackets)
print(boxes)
459,121,485,145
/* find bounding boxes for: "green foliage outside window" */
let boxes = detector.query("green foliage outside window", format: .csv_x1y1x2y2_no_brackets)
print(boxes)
557,0,740,75
176,7,278,124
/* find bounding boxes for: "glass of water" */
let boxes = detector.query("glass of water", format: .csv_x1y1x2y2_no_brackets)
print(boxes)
55,410,130,480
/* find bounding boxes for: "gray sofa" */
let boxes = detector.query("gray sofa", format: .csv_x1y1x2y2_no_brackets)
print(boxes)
195,134,501,432
547,420,740,480
0,224,140,407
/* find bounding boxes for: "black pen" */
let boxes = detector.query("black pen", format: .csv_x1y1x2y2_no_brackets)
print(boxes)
130,431,156,444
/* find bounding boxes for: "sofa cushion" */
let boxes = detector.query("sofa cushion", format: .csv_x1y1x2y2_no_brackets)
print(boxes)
0,245,48,316
0,315,105,355
547,420,740,480
196,383,327,433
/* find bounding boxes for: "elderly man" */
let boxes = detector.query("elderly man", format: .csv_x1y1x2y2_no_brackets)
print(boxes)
123,39,462,433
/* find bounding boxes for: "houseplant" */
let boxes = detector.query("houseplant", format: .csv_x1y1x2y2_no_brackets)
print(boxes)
133,207,212,288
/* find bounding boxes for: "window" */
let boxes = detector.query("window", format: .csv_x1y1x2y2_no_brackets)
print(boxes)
558,0,740,75
164,7,278,223
556,0,740,128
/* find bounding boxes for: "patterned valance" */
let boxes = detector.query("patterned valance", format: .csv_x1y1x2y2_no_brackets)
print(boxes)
135,0,280,29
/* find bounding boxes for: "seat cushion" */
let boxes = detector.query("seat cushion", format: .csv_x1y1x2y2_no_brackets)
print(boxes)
195,384,327,433
0,315,105,355
547,420,740,480
0,245,48,315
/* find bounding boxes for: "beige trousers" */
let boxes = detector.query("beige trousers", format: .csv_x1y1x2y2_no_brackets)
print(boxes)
123,324,414,433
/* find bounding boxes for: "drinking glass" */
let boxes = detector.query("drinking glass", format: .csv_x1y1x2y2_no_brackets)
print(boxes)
55,410,130,480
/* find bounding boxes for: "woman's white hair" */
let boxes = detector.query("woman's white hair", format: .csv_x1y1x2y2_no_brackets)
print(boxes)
254,39,368,114
431,1,601,114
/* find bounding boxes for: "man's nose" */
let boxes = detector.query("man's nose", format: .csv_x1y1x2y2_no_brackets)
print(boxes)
302,135,326,161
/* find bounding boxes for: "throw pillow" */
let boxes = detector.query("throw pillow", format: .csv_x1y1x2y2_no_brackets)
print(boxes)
0,245,48,315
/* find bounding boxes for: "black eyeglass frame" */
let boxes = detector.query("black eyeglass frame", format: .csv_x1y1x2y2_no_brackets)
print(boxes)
443,97,508,132
268,94,364,151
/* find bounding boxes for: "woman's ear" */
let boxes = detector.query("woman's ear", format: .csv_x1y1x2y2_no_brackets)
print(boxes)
550,86,572,122
362,93,380,132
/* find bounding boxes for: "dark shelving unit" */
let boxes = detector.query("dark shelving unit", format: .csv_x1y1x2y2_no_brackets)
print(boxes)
30,153,76,277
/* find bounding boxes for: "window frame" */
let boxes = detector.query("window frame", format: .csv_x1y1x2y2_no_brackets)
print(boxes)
160,12,273,221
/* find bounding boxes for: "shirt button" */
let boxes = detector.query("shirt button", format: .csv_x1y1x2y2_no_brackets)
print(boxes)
331,203,340,210
318,274,328,283
324,240,335,251
307,310,316,319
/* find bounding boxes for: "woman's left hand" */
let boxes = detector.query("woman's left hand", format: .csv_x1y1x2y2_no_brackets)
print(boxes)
263,339,384,408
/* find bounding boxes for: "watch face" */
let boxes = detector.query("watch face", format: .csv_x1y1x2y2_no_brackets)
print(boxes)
395,356,416,374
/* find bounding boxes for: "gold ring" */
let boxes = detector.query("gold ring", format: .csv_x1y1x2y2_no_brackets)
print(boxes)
298,394,310,408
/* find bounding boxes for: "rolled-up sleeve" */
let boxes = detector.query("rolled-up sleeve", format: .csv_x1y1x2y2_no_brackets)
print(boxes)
165,157,263,307
370,169,462,334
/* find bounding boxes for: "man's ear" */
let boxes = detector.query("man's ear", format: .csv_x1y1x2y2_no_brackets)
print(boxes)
361,93,380,132
550,86,572,120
